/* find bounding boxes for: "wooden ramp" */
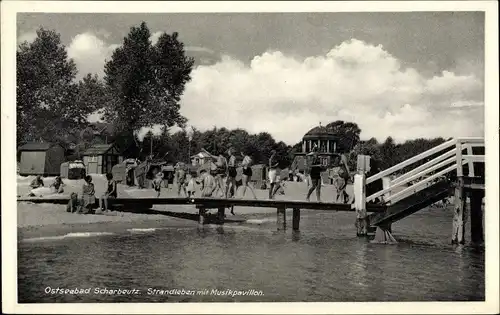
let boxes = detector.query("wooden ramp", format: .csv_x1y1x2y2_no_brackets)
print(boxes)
367,180,451,228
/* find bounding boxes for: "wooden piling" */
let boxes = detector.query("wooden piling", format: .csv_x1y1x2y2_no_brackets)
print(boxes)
217,207,225,225
354,174,368,236
277,206,286,231
198,206,206,226
292,208,300,231
470,190,484,245
452,177,466,244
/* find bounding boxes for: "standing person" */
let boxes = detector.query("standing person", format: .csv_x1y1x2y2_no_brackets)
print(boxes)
214,153,227,197
305,147,323,202
331,154,350,203
81,175,96,214
200,169,217,197
175,163,187,197
225,148,237,199
186,173,196,198
152,172,164,197
268,150,280,199
240,151,257,199
99,173,117,212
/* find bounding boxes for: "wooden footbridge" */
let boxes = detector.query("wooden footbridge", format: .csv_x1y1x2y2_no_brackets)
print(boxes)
17,137,485,244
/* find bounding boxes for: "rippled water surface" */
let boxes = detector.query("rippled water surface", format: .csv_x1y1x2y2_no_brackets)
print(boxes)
18,208,484,302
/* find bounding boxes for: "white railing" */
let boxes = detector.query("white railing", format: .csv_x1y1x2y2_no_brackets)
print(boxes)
353,137,484,211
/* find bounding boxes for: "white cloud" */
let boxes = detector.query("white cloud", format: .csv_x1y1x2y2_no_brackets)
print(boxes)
17,31,37,44
180,39,484,144
67,32,118,79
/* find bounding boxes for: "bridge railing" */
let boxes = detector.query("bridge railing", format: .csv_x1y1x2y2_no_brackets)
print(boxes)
352,137,484,232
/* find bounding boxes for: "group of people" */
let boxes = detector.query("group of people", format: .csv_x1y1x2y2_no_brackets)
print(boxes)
67,173,117,214
303,146,351,203
28,175,65,196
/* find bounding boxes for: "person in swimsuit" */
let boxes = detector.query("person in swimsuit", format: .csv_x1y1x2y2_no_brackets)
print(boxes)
176,164,187,197
268,150,280,199
334,154,350,203
152,172,164,197
200,169,217,197
30,175,44,188
81,175,96,214
306,147,323,202
240,151,257,199
50,176,65,194
99,173,117,212
225,147,237,199
214,153,227,197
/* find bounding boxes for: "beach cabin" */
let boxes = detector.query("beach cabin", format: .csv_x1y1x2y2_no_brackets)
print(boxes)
60,160,86,180
82,143,122,175
191,151,214,166
112,158,139,186
18,142,66,176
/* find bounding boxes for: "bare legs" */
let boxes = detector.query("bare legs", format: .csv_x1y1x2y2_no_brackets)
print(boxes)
306,178,321,202
241,175,257,199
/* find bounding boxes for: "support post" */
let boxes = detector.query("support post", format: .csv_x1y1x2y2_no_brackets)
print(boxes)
470,190,484,245
198,206,206,226
277,206,286,231
451,177,466,244
354,173,368,236
372,224,397,244
217,207,225,225
292,208,300,231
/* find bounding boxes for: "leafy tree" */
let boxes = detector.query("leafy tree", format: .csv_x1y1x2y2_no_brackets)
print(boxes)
325,120,361,152
16,28,85,144
74,74,109,125
103,22,194,144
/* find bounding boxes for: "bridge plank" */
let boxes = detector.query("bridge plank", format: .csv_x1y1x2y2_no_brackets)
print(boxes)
17,197,386,212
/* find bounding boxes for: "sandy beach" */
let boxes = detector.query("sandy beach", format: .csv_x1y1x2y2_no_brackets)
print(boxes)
17,174,355,240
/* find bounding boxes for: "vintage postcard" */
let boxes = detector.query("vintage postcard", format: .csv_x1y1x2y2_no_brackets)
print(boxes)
2,1,498,314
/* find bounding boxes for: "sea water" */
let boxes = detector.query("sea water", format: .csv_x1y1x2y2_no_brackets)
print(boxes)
18,207,484,303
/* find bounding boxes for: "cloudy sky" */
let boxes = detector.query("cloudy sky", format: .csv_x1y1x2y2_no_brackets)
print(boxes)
17,12,485,145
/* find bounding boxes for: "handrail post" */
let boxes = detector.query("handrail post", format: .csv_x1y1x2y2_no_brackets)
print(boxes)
452,140,466,244
354,173,367,236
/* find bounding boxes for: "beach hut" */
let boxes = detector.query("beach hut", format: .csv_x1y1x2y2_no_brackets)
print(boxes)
82,143,122,175
112,158,139,185
18,142,66,176
60,160,86,180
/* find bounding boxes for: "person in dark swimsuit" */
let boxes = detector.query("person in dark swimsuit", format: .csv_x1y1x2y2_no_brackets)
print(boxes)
99,173,117,213
225,147,237,199
306,147,323,202
240,151,257,199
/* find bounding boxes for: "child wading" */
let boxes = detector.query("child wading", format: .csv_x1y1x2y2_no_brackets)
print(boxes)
240,151,257,199
99,173,117,212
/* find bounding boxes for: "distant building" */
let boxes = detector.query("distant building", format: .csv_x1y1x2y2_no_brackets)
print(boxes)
82,143,123,174
290,125,346,174
18,142,66,176
190,151,214,166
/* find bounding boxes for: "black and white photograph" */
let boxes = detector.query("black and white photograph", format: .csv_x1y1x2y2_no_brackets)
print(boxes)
2,1,499,314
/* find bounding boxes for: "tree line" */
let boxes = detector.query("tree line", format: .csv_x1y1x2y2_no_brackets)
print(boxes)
16,22,448,173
